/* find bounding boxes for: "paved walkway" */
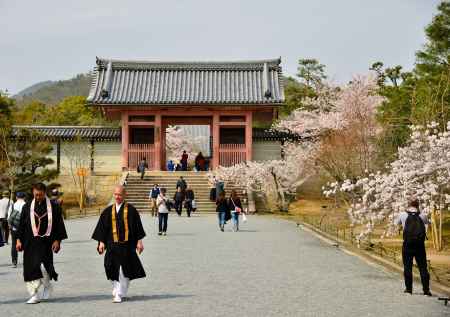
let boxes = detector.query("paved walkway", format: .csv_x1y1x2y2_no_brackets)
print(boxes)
0,214,448,316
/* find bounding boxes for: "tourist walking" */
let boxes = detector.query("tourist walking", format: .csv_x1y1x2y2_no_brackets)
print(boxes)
185,186,195,217
228,190,243,232
173,187,185,216
50,189,65,218
216,178,224,197
176,176,187,192
9,192,26,267
180,150,188,171
92,185,146,303
0,190,13,244
216,191,230,232
137,157,148,180
149,184,160,217
396,198,432,296
156,188,169,235
16,183,68,304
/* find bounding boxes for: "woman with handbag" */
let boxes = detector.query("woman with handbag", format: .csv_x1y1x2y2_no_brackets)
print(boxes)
228,190,243,232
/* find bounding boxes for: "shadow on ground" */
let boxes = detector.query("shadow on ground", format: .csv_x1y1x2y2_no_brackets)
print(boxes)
0,294,193,305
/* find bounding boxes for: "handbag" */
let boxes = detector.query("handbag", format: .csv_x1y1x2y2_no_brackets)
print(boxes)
230,198,241,213
242,213,248,223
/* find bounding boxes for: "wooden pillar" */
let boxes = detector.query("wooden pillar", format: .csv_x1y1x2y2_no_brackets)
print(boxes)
121,112,129,170
56,139,61,173
90,139,95,173
154,113,162,170
212,113,220,169
245,112,253,161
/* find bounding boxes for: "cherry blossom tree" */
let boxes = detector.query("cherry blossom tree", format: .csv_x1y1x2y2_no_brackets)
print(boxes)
324,121,450,250
275,75,384,181
209,142,316,211
165,125,207,165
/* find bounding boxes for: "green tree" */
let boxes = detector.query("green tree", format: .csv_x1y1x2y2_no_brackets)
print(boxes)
0,128,58,192
51,96,107,125
297,58,327,89
372,1,450,159
280,59,328,116
13,100,49,125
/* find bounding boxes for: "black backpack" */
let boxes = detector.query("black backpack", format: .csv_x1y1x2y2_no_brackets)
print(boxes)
403,212,426,243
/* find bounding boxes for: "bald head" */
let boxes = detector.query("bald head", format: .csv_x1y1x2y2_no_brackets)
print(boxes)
113,185,126,204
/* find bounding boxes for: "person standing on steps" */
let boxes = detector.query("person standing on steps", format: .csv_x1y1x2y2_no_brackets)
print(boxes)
9,192,26,268
16,183,68,304
137,157,148,180
228,190,243,232
156,188,169,236
395,198,432,296
173,187,185,216
180,150,188,171
92,185,146,303
149,184,160,217
216,191,230,232
176,176,187,192
185,186,195,217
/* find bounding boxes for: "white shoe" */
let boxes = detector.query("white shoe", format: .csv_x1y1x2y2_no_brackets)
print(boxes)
113,294,122,303
41,285,52,300
26,294,40,304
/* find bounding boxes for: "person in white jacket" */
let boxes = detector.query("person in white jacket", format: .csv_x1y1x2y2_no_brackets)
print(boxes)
9,192,26,267
0,190,13,244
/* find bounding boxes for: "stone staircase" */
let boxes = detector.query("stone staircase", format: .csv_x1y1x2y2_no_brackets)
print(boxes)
124,171,247,213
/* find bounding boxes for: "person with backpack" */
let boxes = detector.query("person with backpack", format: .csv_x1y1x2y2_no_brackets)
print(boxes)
9,192,26,267
395,199,432,296
149,184,160,217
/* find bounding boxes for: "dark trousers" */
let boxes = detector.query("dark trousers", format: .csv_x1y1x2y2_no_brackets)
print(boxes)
0,219,9,244
158,213,168,232
175,200,183,216
402,241,430,292
140,169,145,179
186,200,192,217
11,230,18,265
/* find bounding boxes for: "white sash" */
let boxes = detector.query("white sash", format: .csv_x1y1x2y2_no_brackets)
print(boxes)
30,197,53,237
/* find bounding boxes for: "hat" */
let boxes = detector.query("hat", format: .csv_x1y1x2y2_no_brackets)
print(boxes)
16,192,25,198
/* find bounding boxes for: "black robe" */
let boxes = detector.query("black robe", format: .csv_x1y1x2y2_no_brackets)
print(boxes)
91,203,146,281
17,200,68,282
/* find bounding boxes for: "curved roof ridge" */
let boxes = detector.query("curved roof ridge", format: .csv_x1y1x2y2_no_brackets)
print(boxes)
13,125,115,129
96,56,281,66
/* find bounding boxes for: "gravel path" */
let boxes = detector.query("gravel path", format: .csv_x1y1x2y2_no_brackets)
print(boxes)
0,214,448,316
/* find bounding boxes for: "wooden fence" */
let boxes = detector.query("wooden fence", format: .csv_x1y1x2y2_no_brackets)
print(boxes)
219,144,246,167
128,144,155,170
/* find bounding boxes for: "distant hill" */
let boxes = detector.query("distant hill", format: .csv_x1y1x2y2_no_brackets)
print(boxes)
14,73,91,106
15,81,54,97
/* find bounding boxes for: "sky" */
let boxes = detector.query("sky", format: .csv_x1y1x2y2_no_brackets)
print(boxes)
0,0,442,94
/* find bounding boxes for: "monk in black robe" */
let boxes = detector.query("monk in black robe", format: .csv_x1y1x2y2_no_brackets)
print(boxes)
92,185,146,303
16,183,67,304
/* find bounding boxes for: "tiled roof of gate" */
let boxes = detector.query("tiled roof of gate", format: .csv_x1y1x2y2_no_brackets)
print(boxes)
12,126,300,142
87,57,285,105
12,126,121,140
